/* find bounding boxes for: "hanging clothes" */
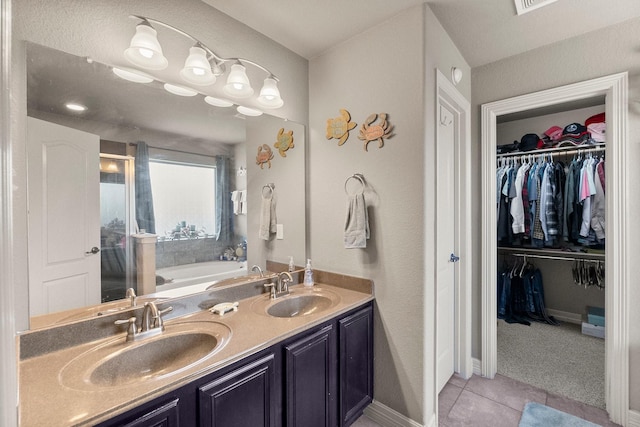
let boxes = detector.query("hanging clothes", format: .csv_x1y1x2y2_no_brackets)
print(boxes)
496,151,605,250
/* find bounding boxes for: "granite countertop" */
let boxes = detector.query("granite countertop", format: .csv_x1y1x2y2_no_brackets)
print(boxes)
19,282,373,427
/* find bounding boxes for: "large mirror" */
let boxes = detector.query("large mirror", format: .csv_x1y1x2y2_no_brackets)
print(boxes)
24,41,306,330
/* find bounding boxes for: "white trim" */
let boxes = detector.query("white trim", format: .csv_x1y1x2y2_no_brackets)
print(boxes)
628,410,640,427
480,72,629,426
364,400,424,427
472,357,482,376
0,0,18,426
436,69,473,382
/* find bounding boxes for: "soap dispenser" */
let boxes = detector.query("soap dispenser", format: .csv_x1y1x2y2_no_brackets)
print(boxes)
303,259,314,287
288,256,295,272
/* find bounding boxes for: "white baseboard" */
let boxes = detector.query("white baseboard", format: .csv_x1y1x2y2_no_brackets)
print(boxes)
628,409,640,427
547,309,582,324
473,357,482,376
364,400,424,427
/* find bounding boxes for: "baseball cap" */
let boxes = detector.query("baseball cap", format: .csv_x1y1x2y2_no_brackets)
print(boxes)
518,133,542,152
585,112,605,127
543,126,563,142
558,123,590,146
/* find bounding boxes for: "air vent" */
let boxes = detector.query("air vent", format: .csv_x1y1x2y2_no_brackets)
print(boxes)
514,0,558,15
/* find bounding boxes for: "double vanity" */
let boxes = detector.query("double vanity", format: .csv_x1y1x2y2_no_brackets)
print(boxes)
18,268,374,426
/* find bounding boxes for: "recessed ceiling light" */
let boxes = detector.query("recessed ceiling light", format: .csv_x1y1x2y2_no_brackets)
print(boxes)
65,102,87,112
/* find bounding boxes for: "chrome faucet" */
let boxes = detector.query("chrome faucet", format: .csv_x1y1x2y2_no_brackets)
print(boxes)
264,271,293,300
251,264,264,277
125,288,137,307
277,271,293,294
115,301,173,342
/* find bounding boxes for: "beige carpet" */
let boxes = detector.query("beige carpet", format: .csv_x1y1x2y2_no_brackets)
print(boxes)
497,319,605,408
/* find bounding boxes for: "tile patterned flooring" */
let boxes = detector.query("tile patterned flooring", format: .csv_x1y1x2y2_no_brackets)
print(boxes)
353,373,620,427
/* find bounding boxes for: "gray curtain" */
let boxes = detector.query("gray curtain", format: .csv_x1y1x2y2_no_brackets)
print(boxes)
134,141,156,234
215,156,233,241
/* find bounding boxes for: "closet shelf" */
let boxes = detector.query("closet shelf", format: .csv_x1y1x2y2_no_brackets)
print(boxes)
498,246,605,261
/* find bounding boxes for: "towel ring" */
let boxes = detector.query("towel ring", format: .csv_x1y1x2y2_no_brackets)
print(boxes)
262,183,274,199
344,174,365,196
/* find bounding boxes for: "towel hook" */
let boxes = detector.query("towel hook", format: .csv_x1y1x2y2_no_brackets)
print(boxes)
262,183,274,199
344,174,365,196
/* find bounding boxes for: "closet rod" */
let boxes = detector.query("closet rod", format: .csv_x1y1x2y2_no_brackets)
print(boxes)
511,253,603,262
497,145,605,159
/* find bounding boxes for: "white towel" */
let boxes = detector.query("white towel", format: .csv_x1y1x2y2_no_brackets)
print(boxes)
240,190,247,215
259,190,277,240
231,191,240,215
344,193,369,248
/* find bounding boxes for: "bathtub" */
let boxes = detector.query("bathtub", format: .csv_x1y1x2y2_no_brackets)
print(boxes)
155,260,248,295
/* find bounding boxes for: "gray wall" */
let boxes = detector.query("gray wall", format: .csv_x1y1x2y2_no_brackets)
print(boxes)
471,17,640,410
309,4,470,423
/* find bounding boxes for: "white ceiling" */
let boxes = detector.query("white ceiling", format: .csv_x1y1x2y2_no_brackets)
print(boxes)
203,0,640,67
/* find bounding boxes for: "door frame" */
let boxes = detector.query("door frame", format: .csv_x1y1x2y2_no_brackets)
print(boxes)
480,73,629,425
0,0,17,425
435,70,473,383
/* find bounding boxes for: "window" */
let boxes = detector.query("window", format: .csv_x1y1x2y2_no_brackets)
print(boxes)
149,161,216,238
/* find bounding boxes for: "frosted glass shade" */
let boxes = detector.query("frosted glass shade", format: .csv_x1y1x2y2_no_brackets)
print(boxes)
204,96,234,107
112,67,154,84
236,106,262,116
180,46,216,86
124,23,168,70
257,77,284,108
223,64,254,98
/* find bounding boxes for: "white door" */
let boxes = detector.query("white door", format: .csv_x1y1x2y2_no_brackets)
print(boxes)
27,117,101,316
436,104,458,392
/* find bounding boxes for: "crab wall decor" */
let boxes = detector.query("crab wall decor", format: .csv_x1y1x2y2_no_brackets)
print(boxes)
326,109,357,146
358,113,394,151
256,144,274,169
273,127,294,157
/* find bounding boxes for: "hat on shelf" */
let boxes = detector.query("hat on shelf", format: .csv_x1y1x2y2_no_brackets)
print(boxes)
539,125,563,148
518,133,542,152
585,112,606,143
543,126,563,142
558,122,590,147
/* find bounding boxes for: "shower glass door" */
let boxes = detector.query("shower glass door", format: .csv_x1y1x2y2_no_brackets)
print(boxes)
99,155,134,302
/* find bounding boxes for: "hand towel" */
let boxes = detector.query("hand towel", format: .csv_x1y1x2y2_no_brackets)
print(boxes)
344,193,370,248
259,189,277,240
231,191,240,215
240,190,247,215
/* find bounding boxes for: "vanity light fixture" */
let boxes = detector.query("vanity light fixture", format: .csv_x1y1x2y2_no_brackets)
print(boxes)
123,15,284,109
124,19,168,70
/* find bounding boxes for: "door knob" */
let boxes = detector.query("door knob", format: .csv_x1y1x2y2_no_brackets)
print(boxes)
449,253,460,263
85,246,100,255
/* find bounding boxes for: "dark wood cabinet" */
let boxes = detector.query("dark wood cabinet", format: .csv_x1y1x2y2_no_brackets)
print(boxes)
198,353,276,427
99,301,373,427
339,305,374,427
96,397,181,427
283,324,337,427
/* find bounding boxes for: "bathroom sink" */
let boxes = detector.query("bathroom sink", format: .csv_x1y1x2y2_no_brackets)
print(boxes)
60,321,231,391
251,288,341,318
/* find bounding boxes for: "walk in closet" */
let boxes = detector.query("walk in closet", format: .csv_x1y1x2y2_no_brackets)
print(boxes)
480,73,629,425
495,104,607,408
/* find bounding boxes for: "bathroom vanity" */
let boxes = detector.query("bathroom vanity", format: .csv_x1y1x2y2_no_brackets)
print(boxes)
18,272,373,427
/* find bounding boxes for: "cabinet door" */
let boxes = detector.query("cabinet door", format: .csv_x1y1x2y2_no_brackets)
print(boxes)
97,398,180,427
284,324,337,427
198,353,276,427
339,305,374,427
